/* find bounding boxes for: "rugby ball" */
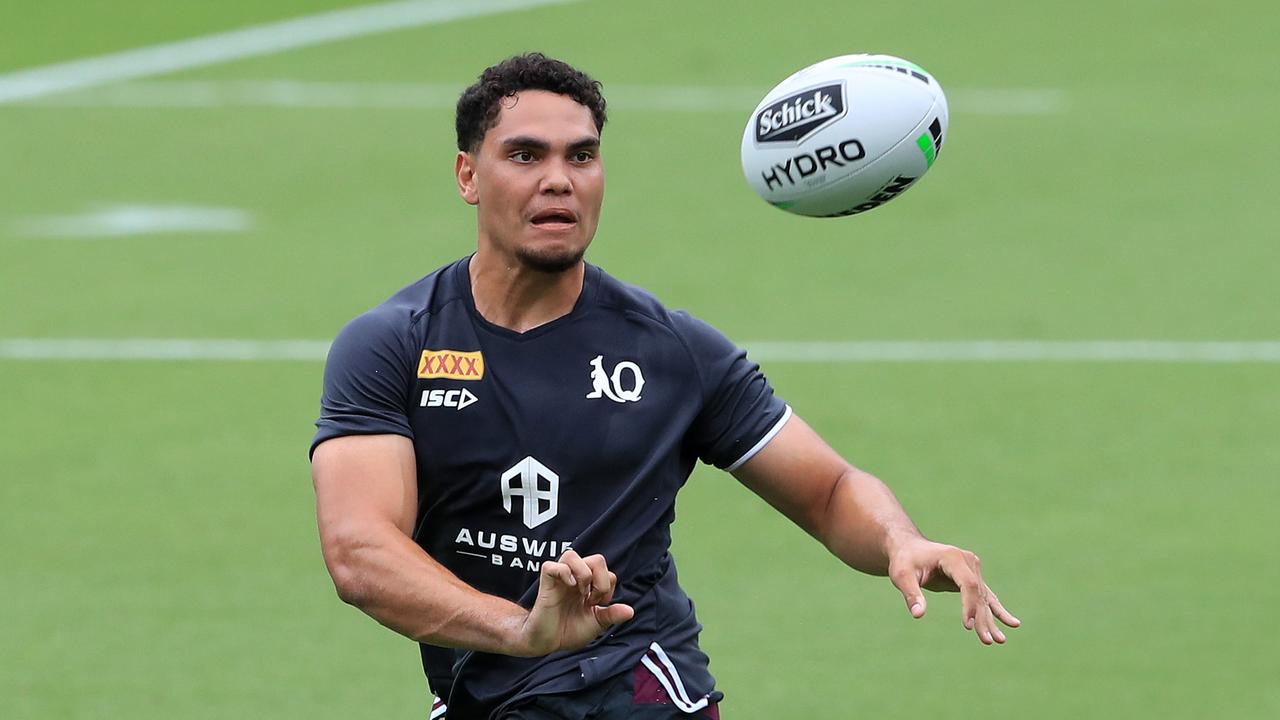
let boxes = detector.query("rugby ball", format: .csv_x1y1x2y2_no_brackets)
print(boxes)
740,54,948,217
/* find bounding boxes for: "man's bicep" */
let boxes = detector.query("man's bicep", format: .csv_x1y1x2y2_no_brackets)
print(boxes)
730,413,853,537
312,434,418,537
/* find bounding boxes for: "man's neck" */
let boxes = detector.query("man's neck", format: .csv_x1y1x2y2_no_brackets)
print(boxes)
468,249,585,334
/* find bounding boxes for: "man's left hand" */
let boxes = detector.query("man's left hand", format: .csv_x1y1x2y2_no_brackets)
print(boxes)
887,538,1021,645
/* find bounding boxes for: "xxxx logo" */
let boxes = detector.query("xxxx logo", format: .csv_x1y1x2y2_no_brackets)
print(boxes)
417,349,485,380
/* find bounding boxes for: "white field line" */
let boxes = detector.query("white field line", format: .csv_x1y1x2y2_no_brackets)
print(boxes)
744,341,1280,363
2,339,1278,363
0,339,332,361
0,0,580,104
11,80,1069,115
16,204,252,238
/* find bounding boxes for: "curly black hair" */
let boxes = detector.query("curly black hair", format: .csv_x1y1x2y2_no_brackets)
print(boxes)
455,52,607,152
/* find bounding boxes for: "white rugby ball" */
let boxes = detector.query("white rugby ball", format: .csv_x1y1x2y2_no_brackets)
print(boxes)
740,54,948,218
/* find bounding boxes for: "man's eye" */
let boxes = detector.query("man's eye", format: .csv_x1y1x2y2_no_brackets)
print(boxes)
573,151,595,162
511,151,535,163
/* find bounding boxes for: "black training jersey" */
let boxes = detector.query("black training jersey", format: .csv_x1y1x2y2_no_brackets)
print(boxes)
311,256,790,718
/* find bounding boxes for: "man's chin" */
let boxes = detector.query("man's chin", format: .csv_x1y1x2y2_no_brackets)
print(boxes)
516,246,585,274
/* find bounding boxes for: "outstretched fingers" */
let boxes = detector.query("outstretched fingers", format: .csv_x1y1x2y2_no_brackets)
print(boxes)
944,551,1020,645
988,591,1022,628
944,552,995,644
892,540,1020,646
889,565,927,619
970,601,1002,645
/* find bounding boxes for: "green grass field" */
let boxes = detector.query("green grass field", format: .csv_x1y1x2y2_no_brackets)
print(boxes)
3,1,1278,718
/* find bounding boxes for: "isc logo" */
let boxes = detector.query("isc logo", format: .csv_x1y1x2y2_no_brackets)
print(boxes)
420,388,478,410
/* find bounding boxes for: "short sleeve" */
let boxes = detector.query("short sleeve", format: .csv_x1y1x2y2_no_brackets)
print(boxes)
310,309,416,458
673,311,790,471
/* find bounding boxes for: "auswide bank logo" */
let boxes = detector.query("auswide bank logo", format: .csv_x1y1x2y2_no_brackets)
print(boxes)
501,456,558,530
754,82,846,144
418,349,484,380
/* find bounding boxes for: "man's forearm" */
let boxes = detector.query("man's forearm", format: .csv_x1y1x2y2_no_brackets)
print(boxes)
323,520,534,656
817,467,923,576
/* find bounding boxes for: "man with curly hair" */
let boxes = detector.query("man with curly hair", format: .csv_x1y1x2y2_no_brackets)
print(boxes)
310,52,1018,719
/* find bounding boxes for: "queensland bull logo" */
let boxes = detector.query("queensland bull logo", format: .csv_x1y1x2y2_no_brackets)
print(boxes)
501,456,558,530
586,355,644,403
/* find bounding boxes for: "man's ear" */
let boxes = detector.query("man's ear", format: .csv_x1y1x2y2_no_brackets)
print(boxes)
456,151,479,206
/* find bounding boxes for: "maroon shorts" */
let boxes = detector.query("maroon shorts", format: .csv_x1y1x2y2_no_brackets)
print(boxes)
493,657,721,720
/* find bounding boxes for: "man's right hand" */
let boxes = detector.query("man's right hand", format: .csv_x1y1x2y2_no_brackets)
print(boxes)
514,549,634,656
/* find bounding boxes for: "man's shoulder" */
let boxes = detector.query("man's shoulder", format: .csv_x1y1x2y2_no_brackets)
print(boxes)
325,258,471,364
589,264,715,341
591,266,737,363
340,257,467,334
374,257,468,320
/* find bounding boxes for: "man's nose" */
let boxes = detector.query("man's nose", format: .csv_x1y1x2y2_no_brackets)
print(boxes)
539,158,572,194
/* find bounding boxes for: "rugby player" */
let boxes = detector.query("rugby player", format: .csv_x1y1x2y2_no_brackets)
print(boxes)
310,53,1018,720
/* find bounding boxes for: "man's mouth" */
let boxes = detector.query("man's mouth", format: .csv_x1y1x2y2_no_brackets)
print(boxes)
530,209,578,228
